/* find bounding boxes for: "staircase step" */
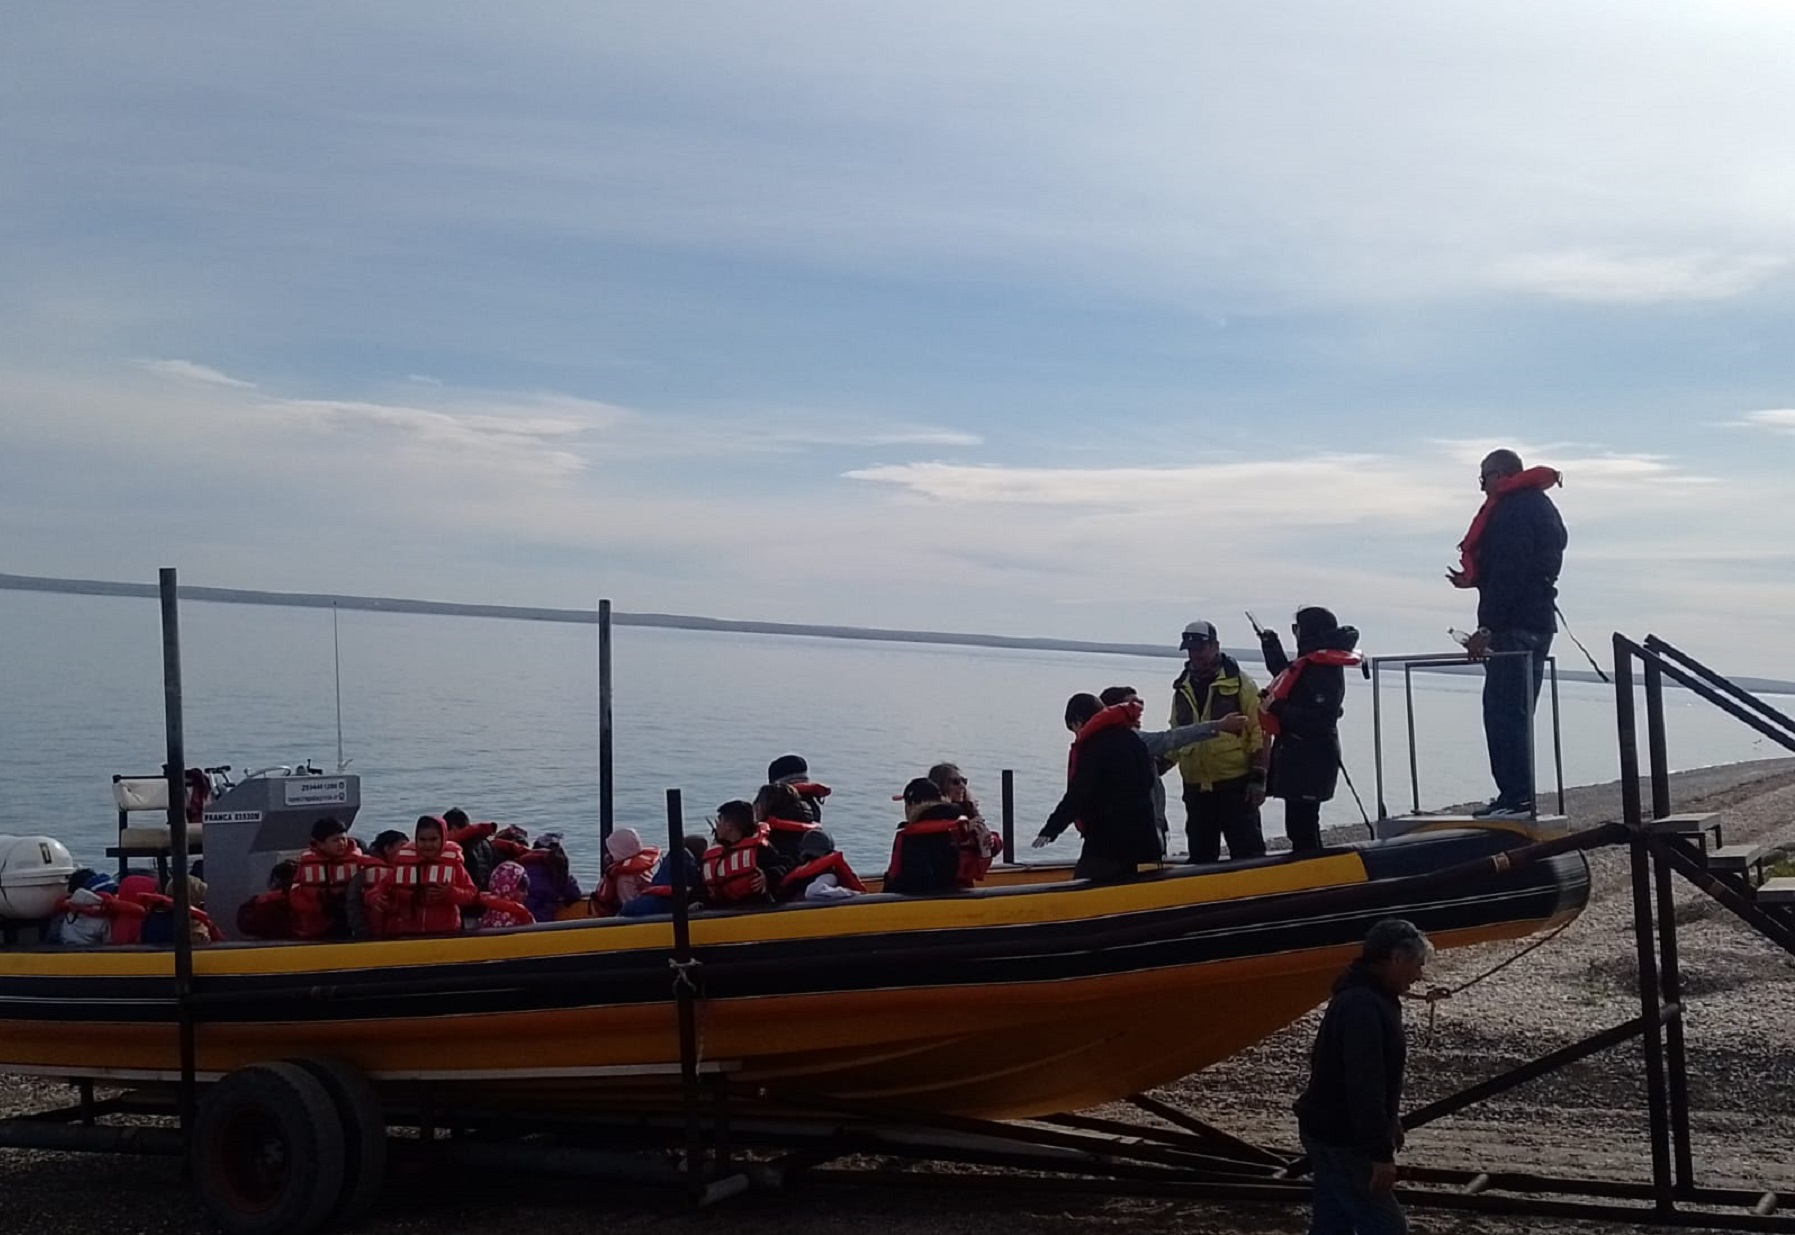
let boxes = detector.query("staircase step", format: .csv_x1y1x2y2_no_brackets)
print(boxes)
1757,878,1795,906
1374,814,1569,840
1707,844,1766,874
1646,812,1719,835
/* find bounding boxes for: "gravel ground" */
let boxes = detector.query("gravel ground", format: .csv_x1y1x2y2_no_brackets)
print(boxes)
6,759,1795,1234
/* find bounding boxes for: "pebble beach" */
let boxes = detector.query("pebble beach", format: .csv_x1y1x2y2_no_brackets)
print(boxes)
5,759,1795,1235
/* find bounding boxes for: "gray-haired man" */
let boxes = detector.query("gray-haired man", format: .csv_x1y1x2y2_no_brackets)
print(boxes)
1294,919,1432,1234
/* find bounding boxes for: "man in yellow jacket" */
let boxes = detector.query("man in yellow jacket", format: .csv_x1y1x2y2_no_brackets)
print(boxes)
1169,620,1269,863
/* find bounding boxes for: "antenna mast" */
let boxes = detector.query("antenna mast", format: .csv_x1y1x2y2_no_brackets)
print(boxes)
333,603,346,772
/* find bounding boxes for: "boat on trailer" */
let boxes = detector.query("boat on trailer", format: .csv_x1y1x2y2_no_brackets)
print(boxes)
0,819,1586,1122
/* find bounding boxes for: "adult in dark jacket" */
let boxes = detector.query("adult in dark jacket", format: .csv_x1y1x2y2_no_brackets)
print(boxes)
1448,449,1567,819
1031,693,1162,883
1258,607,1361,854
1295,918,1431,1234
885,779,968,896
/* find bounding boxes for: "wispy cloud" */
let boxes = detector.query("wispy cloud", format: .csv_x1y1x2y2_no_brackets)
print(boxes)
1490,251,1785,304
136,358,257,388
1733,409,1795,433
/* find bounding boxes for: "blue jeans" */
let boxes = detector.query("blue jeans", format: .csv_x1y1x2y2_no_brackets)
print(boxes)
1302,1134,1408,1235
1483,628,1552,808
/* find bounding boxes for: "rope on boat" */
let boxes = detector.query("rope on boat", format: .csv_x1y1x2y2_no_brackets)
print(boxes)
668,956,702,996
1405,916,1576,1042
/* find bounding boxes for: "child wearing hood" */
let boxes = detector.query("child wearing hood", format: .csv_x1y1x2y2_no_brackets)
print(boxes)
777,829,867,902
478,861,533,929
520,831,583,921
1258,605,1363,854
591,827,661,917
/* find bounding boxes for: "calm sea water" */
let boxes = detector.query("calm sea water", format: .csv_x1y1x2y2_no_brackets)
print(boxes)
0,591,1782,883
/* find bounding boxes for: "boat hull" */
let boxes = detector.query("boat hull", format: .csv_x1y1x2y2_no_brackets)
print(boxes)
0,828,1587,1119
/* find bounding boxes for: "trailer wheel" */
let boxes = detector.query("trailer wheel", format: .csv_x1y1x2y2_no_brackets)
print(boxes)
192,1061,347,1235
290,1056,387,1228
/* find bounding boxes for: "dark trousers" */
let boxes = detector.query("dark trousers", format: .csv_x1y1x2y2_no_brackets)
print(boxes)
1074,849,1140,884
1184,779,1266,864
1284,798,1324,854
1301,1134,1408,1235
1483,628,1552,808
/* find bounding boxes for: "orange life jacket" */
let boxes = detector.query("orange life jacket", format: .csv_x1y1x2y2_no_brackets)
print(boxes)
590,847,661,916
373,841,477,935
1261,650,1363,736
703,837,773,905
777,850,868,899
1453,466,1562,587
288,840,365,939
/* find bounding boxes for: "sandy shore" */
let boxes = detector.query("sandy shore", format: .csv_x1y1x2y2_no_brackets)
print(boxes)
5,759,1795,1234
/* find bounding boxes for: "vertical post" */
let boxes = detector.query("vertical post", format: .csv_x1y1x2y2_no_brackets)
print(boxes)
159,568,197,1138
1644,659,1672,821
1548,657,1566,816
1643,656,1694,1189
599,600,615,845
667,789,703,1194
1371,660,1388,819
1403,664,1420,815
1000,769,1015,863
1524,648,1539,820
1616,637,1674,1210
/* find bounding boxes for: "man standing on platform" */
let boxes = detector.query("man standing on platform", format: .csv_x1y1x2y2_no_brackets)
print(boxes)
1295,918,1431,1235
1170,620,1268,862
1448,449,1567,820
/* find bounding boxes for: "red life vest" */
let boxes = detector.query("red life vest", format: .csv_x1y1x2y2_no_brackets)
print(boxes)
1062,699,1144,834
374,841,477,935
764,816,819,836
703,837,773,905
288,840,364,940
1261,650,1363,736
1453,466,1562,588
591,847,661,916
777,851,868,899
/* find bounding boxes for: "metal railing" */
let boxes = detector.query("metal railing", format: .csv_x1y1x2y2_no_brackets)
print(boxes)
1367,649,1565,820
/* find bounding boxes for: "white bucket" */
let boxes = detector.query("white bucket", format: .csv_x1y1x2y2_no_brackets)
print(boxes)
0,835,78,920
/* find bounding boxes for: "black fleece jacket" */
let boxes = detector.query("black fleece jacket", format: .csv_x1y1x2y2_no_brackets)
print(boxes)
1476,487,1567,634
1293,961,1407,1161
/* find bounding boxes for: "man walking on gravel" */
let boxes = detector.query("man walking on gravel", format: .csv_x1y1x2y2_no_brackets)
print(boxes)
1295,918,1432,1234
1448,448,1566,820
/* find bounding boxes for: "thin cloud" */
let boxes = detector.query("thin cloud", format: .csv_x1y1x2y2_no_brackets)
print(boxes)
1490,251,1785,304
138,358,257,388
1733,409,1795,433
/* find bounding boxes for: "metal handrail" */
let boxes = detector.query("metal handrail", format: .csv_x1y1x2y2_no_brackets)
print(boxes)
1368,648,1565,820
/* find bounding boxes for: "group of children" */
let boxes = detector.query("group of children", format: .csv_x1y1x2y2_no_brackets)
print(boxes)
45,752,1006,947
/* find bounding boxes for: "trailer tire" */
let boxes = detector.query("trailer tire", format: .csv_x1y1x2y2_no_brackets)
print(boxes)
290,1056,387,1228
192,1061,347,1235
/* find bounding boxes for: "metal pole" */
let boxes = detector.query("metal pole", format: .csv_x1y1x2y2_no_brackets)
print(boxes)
1000,770,1015,862
1549,657,1566,816
159,568,197,1139
667,788,703,1194
1403,663,1420,815
1617,638,1674,1210
599,600,614,845
332,603,345,772
1644,656,1695,1189
1645,660,1672,821
1525,647,1539,819
1371,659,1387,820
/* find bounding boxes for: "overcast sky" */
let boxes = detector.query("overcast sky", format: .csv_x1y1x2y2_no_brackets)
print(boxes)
5,3,1795,671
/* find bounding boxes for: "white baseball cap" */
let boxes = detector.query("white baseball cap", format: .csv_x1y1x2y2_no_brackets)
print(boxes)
1180,620,1218,646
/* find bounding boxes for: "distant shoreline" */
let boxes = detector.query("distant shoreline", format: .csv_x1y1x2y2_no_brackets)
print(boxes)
4,570,1787,693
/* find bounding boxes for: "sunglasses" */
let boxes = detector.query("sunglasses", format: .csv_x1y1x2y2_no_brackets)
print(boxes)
948,777,968,786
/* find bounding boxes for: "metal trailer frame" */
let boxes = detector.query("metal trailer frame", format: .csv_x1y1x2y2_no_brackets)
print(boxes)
4,590,1795,1233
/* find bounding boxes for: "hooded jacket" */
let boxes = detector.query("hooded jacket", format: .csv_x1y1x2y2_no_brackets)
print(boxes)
1260,624,1360,804
1169,655,1265,789
1294,961,1407,1161
369,840,481,936
884,803,967,896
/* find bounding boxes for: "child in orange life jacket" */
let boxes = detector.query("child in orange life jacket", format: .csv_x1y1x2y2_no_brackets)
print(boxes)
53,870,143,947
475,860,536,929
371,815,488,936
345,829,407,940
777,829,867,902
703,800,791,908
767,753,831,824
589,827,661,917
288,816,364,940
753,782,821,864
884,779,970,896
